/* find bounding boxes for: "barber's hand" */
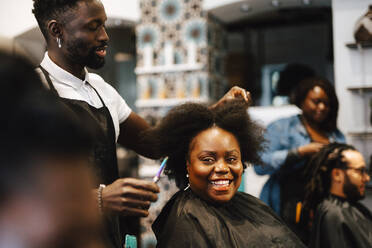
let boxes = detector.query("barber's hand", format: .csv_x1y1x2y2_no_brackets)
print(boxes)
210,86,251,109
101,178,159,217
297,142,325,157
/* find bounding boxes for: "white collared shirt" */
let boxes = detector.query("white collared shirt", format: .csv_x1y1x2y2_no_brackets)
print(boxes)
38,52,131,141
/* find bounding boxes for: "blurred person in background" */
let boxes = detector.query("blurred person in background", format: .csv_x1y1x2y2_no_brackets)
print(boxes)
0,51,104,248
254,77,345,243
304,143,372,248
32,0,250,247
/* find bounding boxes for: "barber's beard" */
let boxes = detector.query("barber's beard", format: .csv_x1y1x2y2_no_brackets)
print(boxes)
65,39,105,70
343,174,364,202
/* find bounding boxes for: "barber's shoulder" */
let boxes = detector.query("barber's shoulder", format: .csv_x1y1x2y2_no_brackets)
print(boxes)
88,72,117,92
87,72,105,84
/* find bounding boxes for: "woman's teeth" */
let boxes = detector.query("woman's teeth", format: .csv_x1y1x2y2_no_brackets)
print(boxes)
211,180,230,186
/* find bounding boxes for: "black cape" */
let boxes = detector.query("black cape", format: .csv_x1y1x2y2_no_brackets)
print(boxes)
310,194,372,248
152,189,305,248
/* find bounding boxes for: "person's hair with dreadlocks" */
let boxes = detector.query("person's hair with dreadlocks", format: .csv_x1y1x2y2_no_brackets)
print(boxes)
141,99,265,189
290,77,339,132
32,0,80,40
303,143,356,211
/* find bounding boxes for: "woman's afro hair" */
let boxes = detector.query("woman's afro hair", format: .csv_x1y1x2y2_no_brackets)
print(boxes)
141,99,265,188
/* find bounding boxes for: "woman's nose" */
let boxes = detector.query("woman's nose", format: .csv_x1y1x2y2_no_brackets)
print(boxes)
214,160,229,173
318,102,326,110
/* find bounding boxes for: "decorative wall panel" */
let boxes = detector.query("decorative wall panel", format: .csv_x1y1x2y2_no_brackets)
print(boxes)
135,1,227,246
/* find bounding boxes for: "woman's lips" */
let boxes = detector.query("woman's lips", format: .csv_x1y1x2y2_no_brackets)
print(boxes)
210,179,231,191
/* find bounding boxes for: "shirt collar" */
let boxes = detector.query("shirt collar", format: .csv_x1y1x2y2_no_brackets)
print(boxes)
40,52,90,90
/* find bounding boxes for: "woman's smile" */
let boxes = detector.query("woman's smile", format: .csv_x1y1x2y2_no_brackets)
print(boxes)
187,127,243,203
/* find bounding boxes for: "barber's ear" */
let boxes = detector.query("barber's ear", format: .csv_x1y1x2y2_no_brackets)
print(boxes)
47,20,62,39
331,168,344,183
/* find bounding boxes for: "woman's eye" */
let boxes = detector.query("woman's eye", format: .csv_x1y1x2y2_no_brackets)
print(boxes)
201,157,214,163
226,157,237,163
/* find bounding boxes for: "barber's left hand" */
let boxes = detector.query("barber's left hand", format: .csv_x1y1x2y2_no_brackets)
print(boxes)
210,86,251,109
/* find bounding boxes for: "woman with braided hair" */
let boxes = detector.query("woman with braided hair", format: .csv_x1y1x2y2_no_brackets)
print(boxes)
303,143,372,248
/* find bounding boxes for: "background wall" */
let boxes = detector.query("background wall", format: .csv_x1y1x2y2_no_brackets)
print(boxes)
0,0,140,38
0,0,236,38
332,0,372,166
224,21,334,104
332,0,372,208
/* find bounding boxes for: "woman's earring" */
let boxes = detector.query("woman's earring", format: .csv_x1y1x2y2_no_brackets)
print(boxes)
184,174,190,191
56,37,62,48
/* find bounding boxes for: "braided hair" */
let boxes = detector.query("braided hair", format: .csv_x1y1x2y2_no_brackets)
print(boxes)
32,0,81,40
141,99,265,189
303,143,356,211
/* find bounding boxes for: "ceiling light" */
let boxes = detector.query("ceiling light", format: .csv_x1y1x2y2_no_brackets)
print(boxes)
240,3,251,13
271,0,281,7
303,0,311,5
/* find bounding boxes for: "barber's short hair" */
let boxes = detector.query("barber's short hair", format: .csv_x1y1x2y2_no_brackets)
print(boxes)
141,100,265,188
32,0,80,40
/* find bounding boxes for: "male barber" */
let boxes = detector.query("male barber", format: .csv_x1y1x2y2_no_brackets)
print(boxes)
32,1,250,247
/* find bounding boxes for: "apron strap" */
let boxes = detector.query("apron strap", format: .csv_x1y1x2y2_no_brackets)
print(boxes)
38,65,107,108
90,84,107,108
38,66,60,96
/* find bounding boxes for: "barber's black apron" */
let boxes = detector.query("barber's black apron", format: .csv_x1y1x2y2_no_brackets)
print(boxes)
39,66,123,248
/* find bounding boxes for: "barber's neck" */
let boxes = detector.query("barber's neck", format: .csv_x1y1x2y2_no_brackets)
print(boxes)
48,48,86,80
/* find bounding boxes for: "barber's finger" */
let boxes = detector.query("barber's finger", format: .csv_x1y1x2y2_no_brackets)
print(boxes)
121,198,151,210
245,91,252,105
119,206,150,217
119,178,160,193
121,186,158,202
231,86,251,103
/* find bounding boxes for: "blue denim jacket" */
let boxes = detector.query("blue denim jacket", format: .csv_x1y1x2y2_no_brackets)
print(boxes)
254,115,345,214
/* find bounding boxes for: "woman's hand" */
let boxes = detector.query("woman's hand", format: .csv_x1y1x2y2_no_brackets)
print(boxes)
101,178,159,217
210,86,251,109
297,142,325,157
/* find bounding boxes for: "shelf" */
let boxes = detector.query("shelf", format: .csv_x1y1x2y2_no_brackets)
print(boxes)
347,84,372,92
135,97,209,108
346,42,372,49
135,63,204,74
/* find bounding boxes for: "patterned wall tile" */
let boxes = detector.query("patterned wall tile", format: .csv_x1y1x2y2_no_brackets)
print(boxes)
136,2,228,247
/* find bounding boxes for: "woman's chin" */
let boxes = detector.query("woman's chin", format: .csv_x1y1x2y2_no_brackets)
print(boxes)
206,190,236,204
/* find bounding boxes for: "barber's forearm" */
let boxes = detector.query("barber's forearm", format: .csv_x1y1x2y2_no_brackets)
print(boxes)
117,112,160,159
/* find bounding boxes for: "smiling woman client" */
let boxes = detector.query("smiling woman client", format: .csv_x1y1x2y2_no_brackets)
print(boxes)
142,99,305,248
